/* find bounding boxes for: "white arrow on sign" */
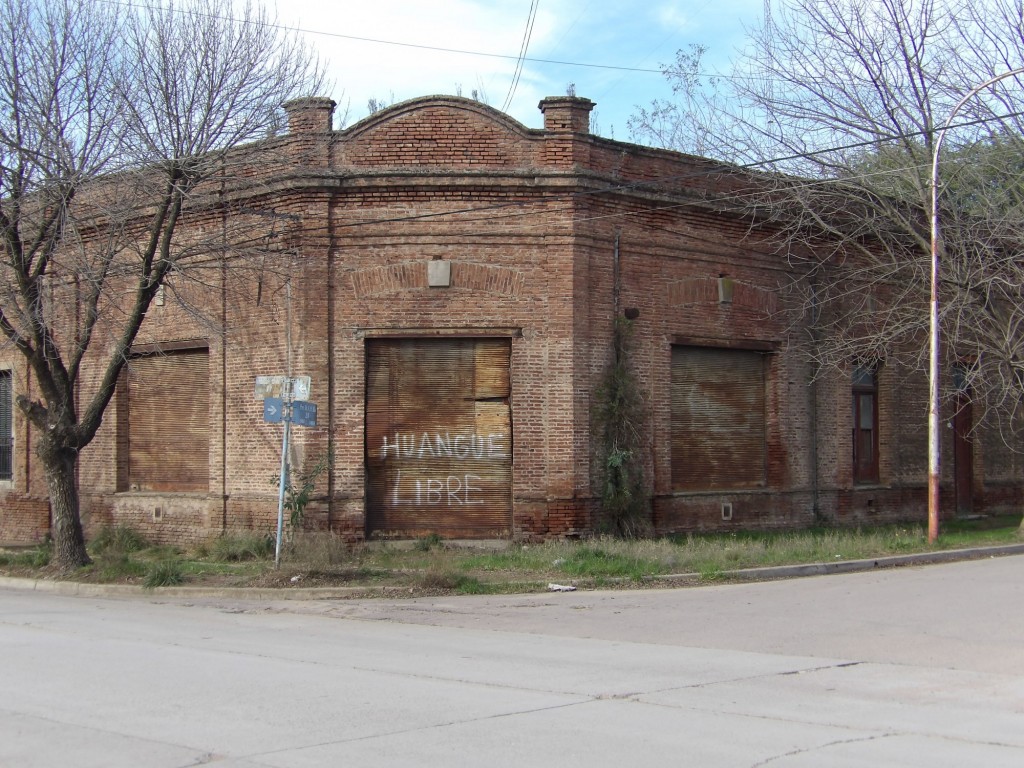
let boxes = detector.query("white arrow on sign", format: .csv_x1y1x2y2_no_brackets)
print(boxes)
291,376,311,400
263,397,284,423
255,375,312,400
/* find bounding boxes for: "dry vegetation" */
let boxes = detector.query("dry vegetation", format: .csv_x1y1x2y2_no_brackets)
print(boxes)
2,515,1021,597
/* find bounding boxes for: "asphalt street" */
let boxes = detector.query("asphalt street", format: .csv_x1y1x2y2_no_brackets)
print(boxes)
2,555,1022,767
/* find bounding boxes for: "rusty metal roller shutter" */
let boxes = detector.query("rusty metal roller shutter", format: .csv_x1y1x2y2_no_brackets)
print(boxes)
127,350,209,492
366,338,512,538
671,346,766,491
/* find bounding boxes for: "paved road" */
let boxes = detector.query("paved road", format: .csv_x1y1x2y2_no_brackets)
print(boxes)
2,556,1022,767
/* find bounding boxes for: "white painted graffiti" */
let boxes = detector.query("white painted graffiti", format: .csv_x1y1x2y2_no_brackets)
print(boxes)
380,432,508,507
391,470,485,506
380,432,507,461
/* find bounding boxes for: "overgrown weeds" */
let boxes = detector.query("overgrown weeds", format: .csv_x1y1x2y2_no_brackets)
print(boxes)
96,553,148,582
0,542,51,568
416,570,493,594
284,532,349,567
1,515,1020,594
90,525,149,555
144,560,185,589
414,533,444,552
556,546,653,580
592,317,651,538
270,445,333,534
201,532,275,562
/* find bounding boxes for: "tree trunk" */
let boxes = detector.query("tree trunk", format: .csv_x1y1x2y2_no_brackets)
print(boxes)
42,443,91,570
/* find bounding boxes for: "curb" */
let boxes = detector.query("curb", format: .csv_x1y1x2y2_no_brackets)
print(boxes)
0,576,369,601
2,544,1023,601
680,543,1024,582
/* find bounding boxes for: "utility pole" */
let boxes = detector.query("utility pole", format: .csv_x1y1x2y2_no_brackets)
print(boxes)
928,66,1024,542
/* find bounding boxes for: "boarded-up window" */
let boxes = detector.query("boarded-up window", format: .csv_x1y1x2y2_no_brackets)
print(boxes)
671,346,766,490
365,338,512,537
0,370,12,481
121,349,209,492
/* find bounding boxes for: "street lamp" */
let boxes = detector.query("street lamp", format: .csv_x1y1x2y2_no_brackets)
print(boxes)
928,66,1024,543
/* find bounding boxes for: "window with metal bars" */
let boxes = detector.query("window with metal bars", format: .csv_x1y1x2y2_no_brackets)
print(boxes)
0,370,12,481
852,365,879,484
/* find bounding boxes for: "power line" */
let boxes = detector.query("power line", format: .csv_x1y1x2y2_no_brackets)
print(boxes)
300,109,1024,237
99,0,664,75
502,0,541,113
291,16,664,76
98,0,873,95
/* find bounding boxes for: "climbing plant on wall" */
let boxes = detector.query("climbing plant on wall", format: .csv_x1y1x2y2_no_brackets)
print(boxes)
593,317,650,537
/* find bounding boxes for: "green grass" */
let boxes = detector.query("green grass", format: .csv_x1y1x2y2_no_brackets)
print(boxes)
414,533,444,552
144,560,186,589
201,532,275,562
1,514,1019,594
355,517,1023,590
556,546,654,580
90,525,150,555
284,532,349,566
0,543,51,568
94,553,149,582
415,570,496,594
698,563,726,582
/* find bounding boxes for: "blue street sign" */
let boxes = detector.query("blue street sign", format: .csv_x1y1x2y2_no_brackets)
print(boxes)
292,400,317,427
263,397,283,423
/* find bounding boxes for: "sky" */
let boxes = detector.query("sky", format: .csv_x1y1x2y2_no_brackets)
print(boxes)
271,0,767,141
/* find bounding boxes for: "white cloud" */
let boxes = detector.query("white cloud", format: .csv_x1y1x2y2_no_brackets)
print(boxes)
274,0,564,126
653,2,695,33
269,0,767,136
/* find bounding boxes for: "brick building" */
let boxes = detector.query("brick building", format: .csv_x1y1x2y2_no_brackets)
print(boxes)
2,94,1021,545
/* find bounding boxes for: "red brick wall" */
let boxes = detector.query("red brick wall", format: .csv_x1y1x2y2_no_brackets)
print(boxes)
0,495,49,545
4,94,1020,547
0,360,50,544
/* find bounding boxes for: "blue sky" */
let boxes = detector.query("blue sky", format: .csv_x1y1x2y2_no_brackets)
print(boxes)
273,0,767,140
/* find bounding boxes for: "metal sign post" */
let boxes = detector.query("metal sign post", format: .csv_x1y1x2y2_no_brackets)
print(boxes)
274,407,292,568
255,376,318,568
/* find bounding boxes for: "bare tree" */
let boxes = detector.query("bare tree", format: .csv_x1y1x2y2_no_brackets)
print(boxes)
0,0,325,569
630,0,1024,442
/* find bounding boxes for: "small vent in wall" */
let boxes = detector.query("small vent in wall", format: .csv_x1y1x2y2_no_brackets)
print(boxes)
721,502,733,521
153,507,162,521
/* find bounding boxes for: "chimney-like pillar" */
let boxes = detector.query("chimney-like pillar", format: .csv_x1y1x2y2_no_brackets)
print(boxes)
538,96,596,134
283,97,336,134
282,96,335,167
